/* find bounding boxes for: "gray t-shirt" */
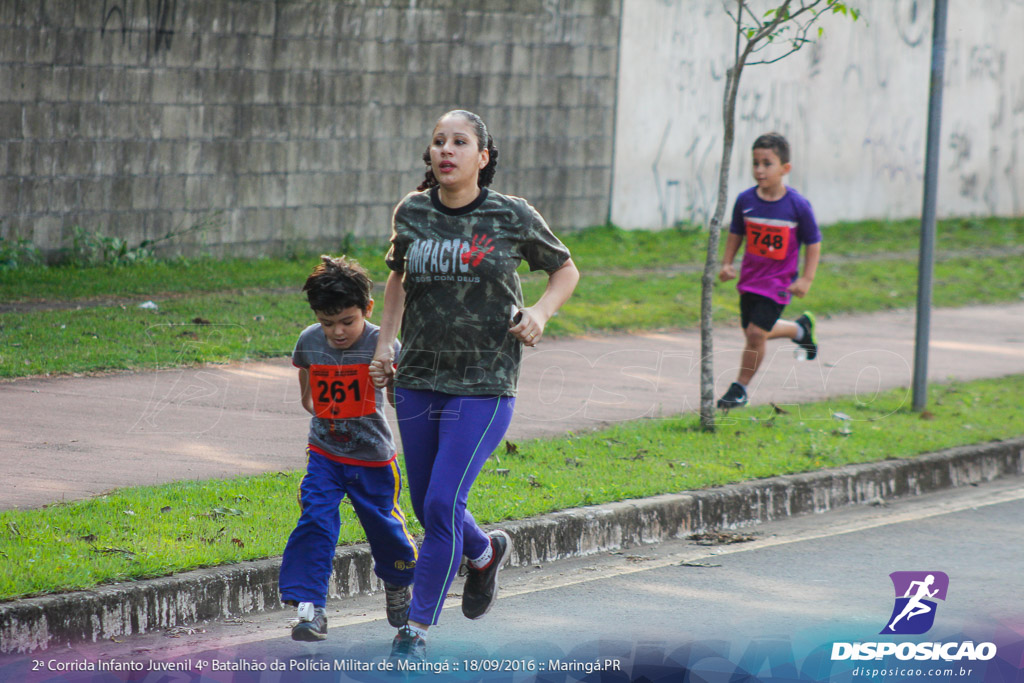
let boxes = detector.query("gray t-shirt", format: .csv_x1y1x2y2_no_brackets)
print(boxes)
291,321,399,464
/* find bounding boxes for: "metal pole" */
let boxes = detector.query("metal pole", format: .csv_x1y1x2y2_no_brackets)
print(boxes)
912,0,948,412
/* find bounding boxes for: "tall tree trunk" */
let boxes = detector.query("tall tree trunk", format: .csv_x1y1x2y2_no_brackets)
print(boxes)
699,63,743,431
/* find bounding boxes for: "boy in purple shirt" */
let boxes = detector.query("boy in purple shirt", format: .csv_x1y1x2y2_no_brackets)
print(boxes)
717,132,822,409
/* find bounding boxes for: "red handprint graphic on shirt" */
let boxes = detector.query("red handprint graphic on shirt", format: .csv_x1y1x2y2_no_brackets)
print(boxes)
461,233,494,267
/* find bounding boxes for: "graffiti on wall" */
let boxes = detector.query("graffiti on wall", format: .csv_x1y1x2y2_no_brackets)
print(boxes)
615,0,1024,228
101,0,177,56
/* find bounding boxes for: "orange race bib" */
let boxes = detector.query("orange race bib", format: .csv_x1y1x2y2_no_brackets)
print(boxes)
310,364,376,419
745,219,792,261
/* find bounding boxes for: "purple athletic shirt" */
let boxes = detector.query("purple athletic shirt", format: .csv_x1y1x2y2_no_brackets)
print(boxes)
729,186,821,305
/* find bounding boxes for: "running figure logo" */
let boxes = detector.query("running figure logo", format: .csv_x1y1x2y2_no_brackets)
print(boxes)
881,571,949,635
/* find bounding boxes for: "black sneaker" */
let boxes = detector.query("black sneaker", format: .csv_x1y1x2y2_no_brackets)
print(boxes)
389,626,426,663
717,382,749,409
291,602,327,642
793,311,818,360
461,530,512,619
384,582,411,627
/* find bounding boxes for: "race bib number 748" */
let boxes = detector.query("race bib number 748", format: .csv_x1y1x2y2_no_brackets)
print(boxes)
744,219,793,261
310,364,376,419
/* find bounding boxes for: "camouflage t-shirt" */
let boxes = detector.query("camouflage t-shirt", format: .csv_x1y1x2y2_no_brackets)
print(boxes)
385,187,571,396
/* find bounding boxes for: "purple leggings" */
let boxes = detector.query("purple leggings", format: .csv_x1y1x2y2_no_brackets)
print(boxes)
395,387,515,626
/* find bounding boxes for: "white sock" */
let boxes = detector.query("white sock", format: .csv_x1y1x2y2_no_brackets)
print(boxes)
793,324,805,342
297,602,315,621
469,542,494,569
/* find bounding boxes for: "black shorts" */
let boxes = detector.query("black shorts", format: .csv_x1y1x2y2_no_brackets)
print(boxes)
740,292,786,332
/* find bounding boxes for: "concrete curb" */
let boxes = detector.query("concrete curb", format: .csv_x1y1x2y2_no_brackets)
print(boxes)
3,437,1022,654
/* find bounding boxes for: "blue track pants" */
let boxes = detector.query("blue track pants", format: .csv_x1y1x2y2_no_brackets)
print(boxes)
279,449,417,607
395,387,515,626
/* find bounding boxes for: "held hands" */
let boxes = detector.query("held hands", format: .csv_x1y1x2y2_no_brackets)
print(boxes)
510,307,546,347
718,263,737,282
787,276,813,298
368,355,395,389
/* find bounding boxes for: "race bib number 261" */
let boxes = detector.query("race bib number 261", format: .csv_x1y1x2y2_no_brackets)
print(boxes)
310,365,376,419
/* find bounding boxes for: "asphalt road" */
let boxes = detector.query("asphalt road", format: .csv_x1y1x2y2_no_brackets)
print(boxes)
5,474,1022,683
3,303,1024,510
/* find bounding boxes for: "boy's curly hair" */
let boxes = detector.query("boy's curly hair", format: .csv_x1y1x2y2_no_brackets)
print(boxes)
302,255,372,314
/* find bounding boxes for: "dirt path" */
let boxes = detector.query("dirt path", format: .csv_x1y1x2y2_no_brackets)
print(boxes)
2,302,1023,510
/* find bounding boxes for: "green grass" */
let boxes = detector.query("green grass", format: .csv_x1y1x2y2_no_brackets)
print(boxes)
3,217,1022,304
2,218,1023,378
1,375,1020,601
3,253,1018,377
0,251,392,304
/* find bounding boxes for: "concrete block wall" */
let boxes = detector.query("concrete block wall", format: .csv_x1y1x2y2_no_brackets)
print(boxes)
612,0,1024,228
0,0,621,258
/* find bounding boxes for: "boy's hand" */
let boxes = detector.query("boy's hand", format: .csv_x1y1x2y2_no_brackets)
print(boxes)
369,357,394,388
718,264,737,282
787,276,813,298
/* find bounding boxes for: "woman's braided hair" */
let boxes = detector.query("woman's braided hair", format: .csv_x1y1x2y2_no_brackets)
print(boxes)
417,110,499,191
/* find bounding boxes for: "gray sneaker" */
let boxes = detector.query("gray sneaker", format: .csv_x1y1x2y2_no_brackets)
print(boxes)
384,582,411,627
291,602,327,642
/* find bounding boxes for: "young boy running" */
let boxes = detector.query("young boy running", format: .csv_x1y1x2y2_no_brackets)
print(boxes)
279,255,417,641
717,132,822,409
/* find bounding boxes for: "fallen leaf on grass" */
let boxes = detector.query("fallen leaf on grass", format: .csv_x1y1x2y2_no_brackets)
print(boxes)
231,538,244,548
92,546,135,558
191,317,211,325
920,410,935,420
494,468,510,477
770,402,790,415
160,506,172,513
79,534,97,542
206,507,244,519
505,441,519,455
200,527,227,544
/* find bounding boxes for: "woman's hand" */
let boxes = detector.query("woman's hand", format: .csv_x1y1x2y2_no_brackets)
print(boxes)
509,307,546,347
510,259,579,348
